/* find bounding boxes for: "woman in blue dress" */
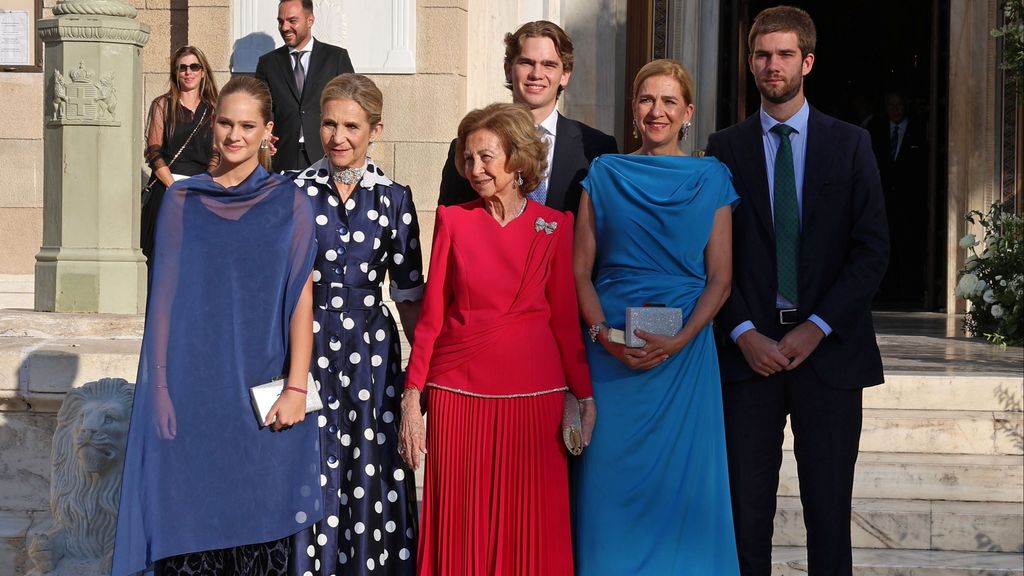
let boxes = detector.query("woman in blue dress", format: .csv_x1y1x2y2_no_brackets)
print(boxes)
113,76,320,575
287,74,423,576
572,59,740,574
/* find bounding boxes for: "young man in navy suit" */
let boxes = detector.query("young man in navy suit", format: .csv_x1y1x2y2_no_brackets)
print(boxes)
255,0,354,171
438,20,618,214
706,6,889,575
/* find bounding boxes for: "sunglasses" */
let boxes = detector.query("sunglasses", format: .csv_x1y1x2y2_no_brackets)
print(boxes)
177,63,204,73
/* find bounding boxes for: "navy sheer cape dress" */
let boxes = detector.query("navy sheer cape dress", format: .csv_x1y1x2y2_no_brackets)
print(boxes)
572,154,741,575
113,166,321,575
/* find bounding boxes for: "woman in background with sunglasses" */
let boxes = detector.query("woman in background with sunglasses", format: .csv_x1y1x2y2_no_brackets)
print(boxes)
141,46,218,276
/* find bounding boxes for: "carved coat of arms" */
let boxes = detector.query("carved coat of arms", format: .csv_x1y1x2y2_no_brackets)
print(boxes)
49,62,120,126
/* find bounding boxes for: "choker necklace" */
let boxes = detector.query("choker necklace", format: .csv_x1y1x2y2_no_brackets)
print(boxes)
331,164,365,186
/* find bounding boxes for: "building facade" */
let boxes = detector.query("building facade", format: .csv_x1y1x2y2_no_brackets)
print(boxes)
0,0,1018,315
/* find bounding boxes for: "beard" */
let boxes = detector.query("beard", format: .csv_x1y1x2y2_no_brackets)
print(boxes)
757,74,803,105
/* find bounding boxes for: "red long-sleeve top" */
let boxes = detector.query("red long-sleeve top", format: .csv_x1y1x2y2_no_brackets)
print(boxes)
405,200,593,399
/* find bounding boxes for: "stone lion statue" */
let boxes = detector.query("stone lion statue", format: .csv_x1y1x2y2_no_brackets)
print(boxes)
27,378,134,576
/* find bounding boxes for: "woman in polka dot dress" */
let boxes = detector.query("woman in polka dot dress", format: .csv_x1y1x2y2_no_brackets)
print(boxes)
287,74,423,576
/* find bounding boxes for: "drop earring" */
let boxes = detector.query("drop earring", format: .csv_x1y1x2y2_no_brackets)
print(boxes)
260,139,269,150
680,121,691,141
515,172,524,187
632,120,639,139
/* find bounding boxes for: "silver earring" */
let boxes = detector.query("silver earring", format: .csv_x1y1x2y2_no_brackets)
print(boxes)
632,120,639,139
260,139,269,150
680,121,691,141
515,172,524,187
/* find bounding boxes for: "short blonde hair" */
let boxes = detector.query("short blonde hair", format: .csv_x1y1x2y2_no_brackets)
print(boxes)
631,59,694,106
455,103,548,197
320,74,383,126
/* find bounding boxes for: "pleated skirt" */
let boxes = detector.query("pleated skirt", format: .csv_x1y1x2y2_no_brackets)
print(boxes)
418,388,572,576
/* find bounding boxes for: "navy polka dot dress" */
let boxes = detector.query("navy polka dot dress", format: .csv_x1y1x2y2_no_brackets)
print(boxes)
287,158,423,575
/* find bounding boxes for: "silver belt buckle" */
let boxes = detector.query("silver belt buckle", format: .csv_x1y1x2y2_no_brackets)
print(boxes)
777,308,799,325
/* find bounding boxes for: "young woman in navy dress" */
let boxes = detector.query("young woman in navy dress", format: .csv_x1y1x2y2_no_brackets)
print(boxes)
287,74,423,576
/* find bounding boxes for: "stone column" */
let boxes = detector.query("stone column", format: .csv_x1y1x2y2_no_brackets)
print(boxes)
34,0,149,313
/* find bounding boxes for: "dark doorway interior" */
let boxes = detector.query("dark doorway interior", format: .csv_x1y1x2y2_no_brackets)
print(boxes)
717,0,949,311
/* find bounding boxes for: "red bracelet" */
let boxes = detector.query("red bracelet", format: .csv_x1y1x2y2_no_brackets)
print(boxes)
284,386,308,395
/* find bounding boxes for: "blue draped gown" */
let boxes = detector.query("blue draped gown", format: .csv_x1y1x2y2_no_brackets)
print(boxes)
573,154,740,575
113,166,321,575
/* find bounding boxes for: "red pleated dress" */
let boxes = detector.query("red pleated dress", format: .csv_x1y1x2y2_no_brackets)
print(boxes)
405,199,592,575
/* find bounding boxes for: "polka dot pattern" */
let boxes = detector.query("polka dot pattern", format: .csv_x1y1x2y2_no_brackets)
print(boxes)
288,158,422,575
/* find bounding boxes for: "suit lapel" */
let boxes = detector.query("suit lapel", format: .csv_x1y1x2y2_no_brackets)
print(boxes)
546,114,579,209
275,47,301,102
802,107,832,226
304,39,330,105
734,115,775,239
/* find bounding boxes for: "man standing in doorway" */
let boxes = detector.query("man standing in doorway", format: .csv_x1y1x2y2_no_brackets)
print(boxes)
438,20,618,214
255,0,354,171
867,90,928,306
706,6,888,575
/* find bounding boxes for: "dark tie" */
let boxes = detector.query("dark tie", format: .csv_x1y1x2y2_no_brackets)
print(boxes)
292,51,306,95
890,124,899,161
771,123,799,305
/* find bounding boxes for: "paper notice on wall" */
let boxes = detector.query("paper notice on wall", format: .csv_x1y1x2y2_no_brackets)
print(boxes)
0,11,29,66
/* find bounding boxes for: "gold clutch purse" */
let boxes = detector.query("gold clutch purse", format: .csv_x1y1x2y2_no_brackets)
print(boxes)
562,392,584,456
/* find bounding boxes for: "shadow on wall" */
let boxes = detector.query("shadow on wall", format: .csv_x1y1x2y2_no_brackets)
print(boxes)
231,33,276,75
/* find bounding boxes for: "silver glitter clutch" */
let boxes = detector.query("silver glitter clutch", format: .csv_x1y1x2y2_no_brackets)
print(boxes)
624,306,683,348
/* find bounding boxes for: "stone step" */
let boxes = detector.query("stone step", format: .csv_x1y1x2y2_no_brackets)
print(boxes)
772,546,1024,575
867,373,1023,413
782,409,1023,456
0,275,33,313
0,336,141,411
778,452,1024,503
0,510,45,576
773,497,1023,553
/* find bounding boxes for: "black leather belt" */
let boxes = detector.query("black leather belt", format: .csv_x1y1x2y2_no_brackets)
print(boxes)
777,308,799,325
314,284,382,312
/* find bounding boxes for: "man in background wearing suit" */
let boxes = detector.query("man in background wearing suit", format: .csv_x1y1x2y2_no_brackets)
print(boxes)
255,0,354,171
707,6,888,576
866,90,927,306
438,20,618,213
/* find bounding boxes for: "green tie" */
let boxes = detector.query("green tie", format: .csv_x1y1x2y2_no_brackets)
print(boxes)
771,123,799,304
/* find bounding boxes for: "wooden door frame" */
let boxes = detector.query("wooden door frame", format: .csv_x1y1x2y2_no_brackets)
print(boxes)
624,0,654,152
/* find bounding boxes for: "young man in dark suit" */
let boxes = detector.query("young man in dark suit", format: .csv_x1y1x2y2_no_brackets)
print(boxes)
706,6,889,575
255,0,354,171
438,20,618,214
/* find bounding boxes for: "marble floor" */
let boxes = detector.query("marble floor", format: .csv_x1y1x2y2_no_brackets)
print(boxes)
873,312,1023,376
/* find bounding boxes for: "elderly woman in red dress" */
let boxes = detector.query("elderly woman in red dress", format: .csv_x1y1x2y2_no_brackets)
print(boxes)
399,102,596,575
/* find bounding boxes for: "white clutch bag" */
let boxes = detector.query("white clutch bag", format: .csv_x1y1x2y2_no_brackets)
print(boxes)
622,306,683,348
249,373,323,426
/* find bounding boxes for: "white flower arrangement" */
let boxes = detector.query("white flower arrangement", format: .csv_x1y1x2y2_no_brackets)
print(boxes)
955,201,1024,346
